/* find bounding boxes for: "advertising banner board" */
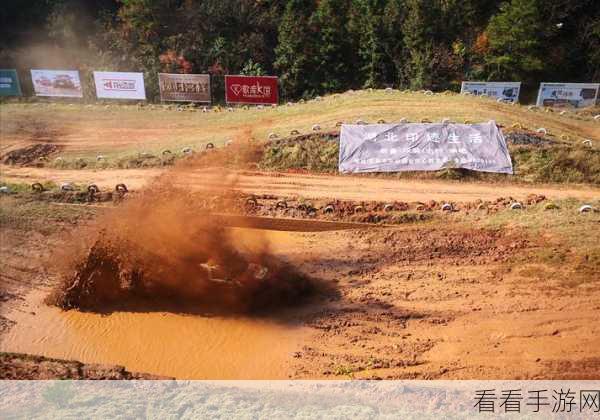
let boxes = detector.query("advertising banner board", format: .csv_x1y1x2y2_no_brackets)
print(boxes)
225,75,278,105
158,73,211,102
536,82,600,108
93,71,146,100
461,81,521,102
30,69,82,97
339,121,512,174
0,69,22,96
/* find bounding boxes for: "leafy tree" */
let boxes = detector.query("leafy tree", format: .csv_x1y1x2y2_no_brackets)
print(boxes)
310,0,352,92
485,0,544,81
274,0,316,98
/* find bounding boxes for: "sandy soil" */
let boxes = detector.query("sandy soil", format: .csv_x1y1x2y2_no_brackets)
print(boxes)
2,165,599,202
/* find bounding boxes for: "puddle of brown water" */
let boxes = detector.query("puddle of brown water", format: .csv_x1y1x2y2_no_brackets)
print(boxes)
0,230,313,379
1,290,307,379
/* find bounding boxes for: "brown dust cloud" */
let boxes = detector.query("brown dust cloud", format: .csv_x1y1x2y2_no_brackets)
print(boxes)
48,133,322,315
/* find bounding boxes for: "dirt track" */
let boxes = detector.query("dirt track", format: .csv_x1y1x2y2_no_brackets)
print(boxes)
2,165,599,202
2,219,599,379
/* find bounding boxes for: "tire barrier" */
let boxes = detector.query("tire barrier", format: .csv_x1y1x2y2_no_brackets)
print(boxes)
511,123,522,129
245,197,258,207
560,110,568,116
312,124,321,131
182,147,194,155
398,118,408,123
441,203,453,211
510,202,523,210
579,205,593,213
31,182,44,193
354,205,365,213
286,102,293,107
335,121,344,127
225,140,233,147
424,90,434,96
323,204,335,214
96,155,105,161
582,139,593,147
87,184,100,194
594,115,600,121
536,127,547,136
421,118,431,123
290,129,300,135
54,157,64,163
115,183,128,194
162,149,172,156
383,203,395,212
527,105,537,111
227,107,234,112
385,87,393,93
0,186,9,194
60,182,74,191
464,119,473,124
268,133,279,140
205,143,214,150
377,119,386,124
276,200,287,209
560,134,571,141
441,118,452,124
202,107,208,113
544,202,559,210
257,105,264,110
298,99,305,104
314,96,323,101
355,119,367,125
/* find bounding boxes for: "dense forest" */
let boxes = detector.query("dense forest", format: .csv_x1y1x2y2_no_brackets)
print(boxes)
1,0,598,101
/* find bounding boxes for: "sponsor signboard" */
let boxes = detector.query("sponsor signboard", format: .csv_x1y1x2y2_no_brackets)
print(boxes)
0,69,22,96
536,82,600,108
461,81,521,102
225,75,278,105
158,73,211,102
93,71,146,100
30,69,82,98
339,121,512,174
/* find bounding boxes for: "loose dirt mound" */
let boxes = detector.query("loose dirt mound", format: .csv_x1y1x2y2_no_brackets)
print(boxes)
48,186,321,314
2,144,60,166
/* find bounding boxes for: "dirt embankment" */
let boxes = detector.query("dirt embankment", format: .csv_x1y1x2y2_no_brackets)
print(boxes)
0,352,169,379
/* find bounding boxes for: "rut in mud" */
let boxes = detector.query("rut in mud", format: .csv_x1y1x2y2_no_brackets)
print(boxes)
48,184,322,314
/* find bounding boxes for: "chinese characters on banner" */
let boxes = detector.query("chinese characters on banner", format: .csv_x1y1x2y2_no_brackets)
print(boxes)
475,388,600,414
93,71,146,100
536,82,600,108
339,121,513,174
30,69,83,98
461,81,521,102
0,69,22,96
225,75,278,105
158,73,211,102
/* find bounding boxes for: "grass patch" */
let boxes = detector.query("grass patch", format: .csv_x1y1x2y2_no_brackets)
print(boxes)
0,196,96,234
259,135,600,185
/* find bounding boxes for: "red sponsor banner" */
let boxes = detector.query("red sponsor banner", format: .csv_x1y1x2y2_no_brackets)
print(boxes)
225,75,278,105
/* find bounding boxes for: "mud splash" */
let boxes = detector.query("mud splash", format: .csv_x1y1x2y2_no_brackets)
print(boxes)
48,180,321,314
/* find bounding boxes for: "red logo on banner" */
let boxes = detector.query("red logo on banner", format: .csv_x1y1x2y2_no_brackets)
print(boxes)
102,79,136,91
225,75,278,105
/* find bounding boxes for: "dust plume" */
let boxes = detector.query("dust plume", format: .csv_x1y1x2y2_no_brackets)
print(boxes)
48,136,319,315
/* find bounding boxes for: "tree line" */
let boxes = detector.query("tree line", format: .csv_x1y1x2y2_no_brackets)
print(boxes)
1,0,598,102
